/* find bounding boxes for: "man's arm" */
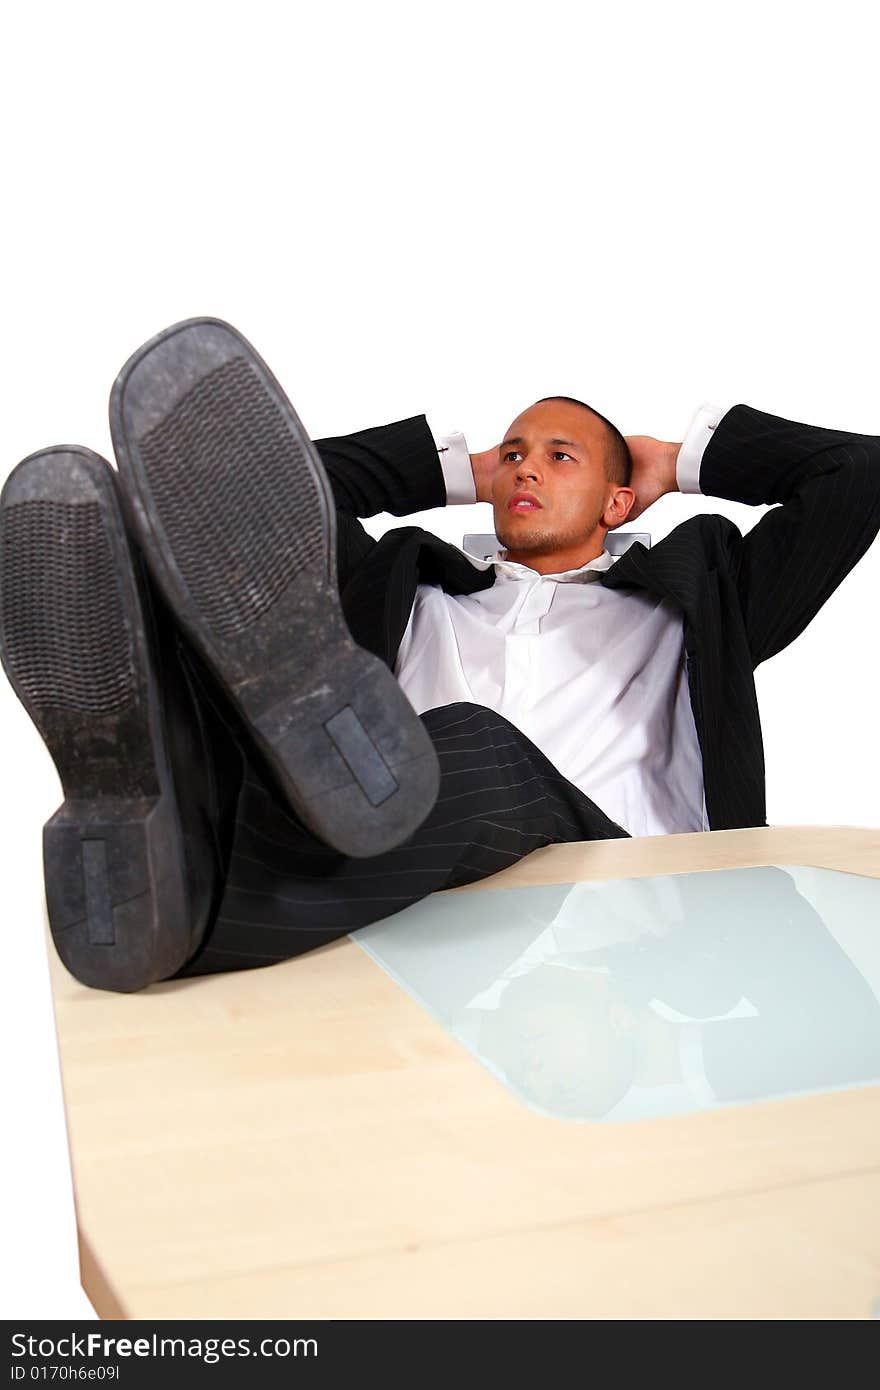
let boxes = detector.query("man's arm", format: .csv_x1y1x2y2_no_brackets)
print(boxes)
630,403,880,668
699,404,880,667
314,415,447,518
312,415,471,590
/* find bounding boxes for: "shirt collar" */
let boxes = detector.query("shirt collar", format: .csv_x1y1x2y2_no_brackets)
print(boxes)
462,545,619,583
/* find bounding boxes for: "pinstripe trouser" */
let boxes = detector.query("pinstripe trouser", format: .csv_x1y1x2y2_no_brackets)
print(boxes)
175,698,632,978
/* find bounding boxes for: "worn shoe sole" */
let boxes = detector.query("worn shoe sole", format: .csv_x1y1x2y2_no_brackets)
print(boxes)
0,448,195,991
110,317,440,858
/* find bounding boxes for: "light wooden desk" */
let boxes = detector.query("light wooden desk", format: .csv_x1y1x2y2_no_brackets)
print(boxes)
46,825,880,1320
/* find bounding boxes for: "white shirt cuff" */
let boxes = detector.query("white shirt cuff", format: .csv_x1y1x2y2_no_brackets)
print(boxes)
432,428,476,505
676,403,731,494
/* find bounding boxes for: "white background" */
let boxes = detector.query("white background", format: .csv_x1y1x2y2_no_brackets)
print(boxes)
1,0,878,1320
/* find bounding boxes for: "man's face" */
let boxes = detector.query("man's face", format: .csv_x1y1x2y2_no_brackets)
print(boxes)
491,400,622,564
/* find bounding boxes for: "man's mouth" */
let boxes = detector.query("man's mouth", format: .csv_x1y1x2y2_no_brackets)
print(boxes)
507,492,543,513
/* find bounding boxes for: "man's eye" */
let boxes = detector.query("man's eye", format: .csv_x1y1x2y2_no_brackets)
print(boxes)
503,451,522,462
552,452,572,462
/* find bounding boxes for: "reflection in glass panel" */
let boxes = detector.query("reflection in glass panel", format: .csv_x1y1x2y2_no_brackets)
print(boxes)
352,865,880,1123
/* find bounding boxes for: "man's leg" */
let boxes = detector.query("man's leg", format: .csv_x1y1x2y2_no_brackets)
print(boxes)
174,687,631,977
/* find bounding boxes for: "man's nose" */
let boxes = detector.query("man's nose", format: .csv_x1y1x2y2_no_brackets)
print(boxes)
515,458,542,484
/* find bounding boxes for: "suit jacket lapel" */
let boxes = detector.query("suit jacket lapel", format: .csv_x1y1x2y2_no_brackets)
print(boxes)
599,525,705,630
340,526,495,667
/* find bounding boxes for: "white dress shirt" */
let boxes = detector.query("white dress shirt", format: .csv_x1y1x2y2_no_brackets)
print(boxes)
393,404,730,838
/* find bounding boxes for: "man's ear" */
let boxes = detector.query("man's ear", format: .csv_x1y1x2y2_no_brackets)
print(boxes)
604,486,636,530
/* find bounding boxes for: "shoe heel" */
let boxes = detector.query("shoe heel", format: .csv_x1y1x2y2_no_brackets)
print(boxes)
248,644,440,859
43,795,191,992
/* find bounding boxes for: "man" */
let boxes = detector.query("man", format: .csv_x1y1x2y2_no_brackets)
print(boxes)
1,316,878,992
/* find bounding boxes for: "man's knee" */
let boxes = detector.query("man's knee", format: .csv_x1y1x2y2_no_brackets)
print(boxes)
420,701,516,740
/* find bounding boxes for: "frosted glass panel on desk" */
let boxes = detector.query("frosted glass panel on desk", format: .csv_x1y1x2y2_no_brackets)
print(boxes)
352,865,880,1123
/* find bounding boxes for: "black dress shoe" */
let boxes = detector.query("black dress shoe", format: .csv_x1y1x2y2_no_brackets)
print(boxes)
109,316,440,859
0,447,228,991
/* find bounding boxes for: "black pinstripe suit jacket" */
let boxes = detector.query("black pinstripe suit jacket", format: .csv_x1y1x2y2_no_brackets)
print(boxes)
313,405,880,833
